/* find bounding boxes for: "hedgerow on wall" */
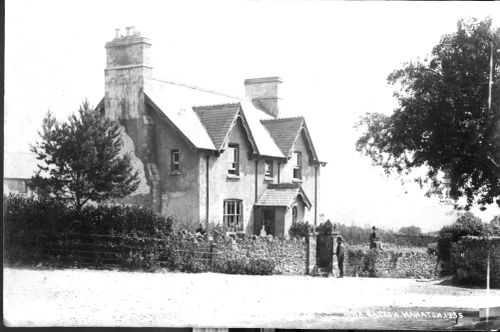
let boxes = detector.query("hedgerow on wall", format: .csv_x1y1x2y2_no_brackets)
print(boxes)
3,194,173,238
3,194,308,275
3,194,176,270
451,236,500,288
437,212,500,274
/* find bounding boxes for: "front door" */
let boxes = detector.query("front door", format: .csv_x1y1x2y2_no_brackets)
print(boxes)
262,208,275,236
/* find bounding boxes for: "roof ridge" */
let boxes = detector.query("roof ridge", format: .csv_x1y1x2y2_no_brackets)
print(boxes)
193,102,241,110
260,116,304,122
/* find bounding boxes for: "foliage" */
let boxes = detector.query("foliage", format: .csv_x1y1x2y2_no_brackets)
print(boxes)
315,220,334,235
398,225,422,236
437,212,500,264
356,18,500,210
30,101,139,212
3,194,173,238
451,236,500,288
491,215,500,226
289,221,311,238
3,194,74,233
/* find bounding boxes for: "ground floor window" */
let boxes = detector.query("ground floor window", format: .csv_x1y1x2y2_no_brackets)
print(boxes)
223,199,243,232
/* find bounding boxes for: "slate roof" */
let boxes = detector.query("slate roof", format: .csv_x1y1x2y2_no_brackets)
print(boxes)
193,104,241,150
144,80,217,150
192,102,284,158
255,183,312,209
4,152,38,179
261,117,305,157
100,79,315,160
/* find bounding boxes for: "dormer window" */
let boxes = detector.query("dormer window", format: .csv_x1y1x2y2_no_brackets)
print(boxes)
293,151,302,180
171,149,180,172
227,144,239,175
264,160,273,178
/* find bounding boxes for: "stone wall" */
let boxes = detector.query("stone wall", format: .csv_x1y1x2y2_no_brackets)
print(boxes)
451,236,500,288
345,247,438,279
214,236,308,275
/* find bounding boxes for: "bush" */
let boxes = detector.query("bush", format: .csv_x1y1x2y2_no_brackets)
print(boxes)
437,212,498,261
3,194,174,270
3,194,173,238
289,221,310,238
316,220,334,235
3,194,73,233
437,212,500,275
73,205,173,238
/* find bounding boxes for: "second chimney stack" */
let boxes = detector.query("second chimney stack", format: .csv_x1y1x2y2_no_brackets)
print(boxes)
244,76,282,118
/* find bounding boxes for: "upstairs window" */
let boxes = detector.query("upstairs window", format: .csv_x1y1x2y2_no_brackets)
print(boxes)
264,160,273,178
171,149,180,172
293,151,302,180
227,144,239,175
224,199,243,232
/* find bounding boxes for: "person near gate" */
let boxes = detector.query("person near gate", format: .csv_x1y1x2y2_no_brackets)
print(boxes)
337,236,345,278
369,226,379,249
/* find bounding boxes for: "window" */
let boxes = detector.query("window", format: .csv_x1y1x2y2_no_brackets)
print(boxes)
292,206,298,223
223,199,243,232
171,149,180,172
227,144,239,175
293,151,302,180
264,160,273,177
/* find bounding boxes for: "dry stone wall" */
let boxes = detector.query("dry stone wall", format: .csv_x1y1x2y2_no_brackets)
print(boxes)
346,247,438,279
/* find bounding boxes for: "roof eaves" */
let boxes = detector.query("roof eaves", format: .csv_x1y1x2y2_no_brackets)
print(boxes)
287,118,305,158
298,186,312,210
218,105,260,155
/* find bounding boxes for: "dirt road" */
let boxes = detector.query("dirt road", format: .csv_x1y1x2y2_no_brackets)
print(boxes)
4,267,499,329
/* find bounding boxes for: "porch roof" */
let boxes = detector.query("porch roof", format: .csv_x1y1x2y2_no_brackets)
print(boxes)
255,183,312,209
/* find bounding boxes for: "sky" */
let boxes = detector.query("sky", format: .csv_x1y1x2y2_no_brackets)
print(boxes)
5,0,500,232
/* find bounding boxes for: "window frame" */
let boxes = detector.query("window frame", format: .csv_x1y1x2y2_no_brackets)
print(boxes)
223,199,243,232
293,151,302,180
264,159,273,178
227,143,240,176
292,205,298,223
171,148,180,172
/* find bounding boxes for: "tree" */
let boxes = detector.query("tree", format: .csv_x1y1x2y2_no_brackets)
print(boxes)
356,18,500,210
491,215,500,226
31,101,140,212
398,225,422,236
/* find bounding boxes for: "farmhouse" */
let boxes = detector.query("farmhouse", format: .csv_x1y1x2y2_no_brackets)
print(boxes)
96,27,326,236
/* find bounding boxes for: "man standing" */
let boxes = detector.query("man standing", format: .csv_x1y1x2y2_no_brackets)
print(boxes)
369,226,378,249
337,236,345,278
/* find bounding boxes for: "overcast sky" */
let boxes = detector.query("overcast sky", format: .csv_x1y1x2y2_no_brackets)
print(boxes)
5,0,500,232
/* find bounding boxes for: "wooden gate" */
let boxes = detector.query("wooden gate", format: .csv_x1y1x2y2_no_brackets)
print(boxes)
316,230,340,276
316,234,334,273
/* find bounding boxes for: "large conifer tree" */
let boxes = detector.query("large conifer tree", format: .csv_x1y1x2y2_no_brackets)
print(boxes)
31,101,140,212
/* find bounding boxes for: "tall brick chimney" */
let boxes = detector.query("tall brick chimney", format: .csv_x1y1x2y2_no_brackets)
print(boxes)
244,76,282,118
104,27,152,161
105,27,152,122
104,27,161,213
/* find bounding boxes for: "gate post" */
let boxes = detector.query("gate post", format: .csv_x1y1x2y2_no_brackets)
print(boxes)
331,231,340,277
306,231,317,275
